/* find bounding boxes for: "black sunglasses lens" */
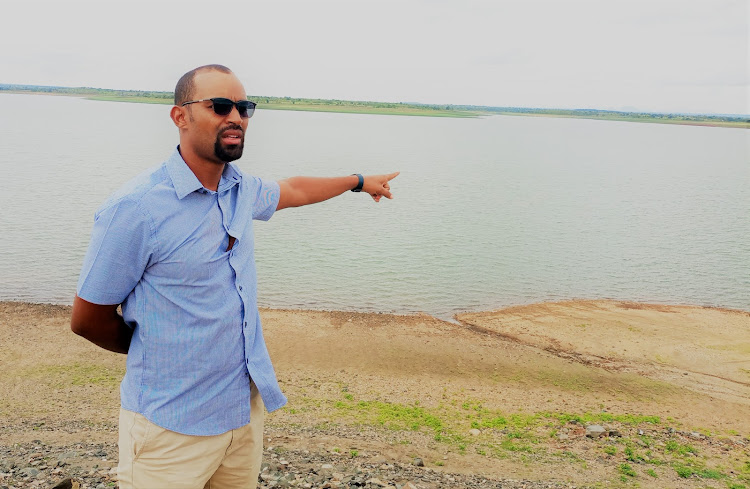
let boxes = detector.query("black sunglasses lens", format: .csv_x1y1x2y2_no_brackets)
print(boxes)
210,99,255,118
211,99,234,116
237,101,255,118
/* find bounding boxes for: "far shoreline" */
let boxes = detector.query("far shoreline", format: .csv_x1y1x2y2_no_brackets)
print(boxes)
2,88,748,128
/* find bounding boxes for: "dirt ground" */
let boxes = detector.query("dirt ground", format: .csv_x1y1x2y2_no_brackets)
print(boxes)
1,300,749,488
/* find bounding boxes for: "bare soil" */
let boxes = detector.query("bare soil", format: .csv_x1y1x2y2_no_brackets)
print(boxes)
1,300,749,488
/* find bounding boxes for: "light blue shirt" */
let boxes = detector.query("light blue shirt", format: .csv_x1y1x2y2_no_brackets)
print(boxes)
77,148,287,436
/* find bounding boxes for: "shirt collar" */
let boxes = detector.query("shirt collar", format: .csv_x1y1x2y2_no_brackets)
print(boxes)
166,147,243,199
218,162,242,193
166,147,203,200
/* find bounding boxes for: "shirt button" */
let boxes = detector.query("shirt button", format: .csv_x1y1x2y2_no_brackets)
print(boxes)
239,286,243,291
243,321,247,328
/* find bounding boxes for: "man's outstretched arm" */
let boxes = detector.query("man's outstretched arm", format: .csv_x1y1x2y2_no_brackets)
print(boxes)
70,295,132,354
277,172,399,210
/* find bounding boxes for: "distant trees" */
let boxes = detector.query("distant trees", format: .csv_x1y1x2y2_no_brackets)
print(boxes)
3,84,746,125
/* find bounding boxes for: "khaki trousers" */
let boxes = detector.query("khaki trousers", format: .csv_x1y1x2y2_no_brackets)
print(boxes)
117,382,265,489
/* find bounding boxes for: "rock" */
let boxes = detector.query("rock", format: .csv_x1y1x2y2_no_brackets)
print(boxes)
321,463,334,470
585,425,606,438
365,478,386,486
370,455,387,464
20,467,40,478
469,429,481,436
50,479,74,489
690,432,703,439
608,429,622,437
557,433,569,441
413,457,424,467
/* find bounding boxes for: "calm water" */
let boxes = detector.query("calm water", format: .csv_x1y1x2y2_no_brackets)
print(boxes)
1,94,748,319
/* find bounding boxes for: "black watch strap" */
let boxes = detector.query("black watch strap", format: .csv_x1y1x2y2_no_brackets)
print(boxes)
351,174,364,192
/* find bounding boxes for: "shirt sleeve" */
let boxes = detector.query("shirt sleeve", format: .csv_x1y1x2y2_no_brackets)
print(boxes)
251,177,281,221
76,198,155,305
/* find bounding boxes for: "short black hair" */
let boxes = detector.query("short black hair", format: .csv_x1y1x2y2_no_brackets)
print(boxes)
174,64,233,106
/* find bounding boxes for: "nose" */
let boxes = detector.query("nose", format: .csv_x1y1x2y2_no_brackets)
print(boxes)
226,104,243,124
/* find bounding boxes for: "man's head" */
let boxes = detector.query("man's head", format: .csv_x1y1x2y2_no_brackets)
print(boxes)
171,65,249,165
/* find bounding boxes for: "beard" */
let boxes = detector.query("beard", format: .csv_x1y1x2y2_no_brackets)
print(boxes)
214,125,245,162
214,137,244,162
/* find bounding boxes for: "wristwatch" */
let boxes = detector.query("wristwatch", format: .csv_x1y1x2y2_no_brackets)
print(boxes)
351,174,364,192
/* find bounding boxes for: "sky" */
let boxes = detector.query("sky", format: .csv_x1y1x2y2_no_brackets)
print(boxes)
1,0,747,115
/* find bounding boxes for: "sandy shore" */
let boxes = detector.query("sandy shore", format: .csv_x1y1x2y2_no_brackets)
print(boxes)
1,300,749,488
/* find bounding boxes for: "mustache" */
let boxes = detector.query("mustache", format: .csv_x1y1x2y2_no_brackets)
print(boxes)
219,124,244,136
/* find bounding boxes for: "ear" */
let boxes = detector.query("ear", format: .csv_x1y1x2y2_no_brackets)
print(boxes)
170,105,188,129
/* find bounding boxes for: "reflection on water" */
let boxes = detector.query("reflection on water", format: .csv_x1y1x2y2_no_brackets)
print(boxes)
1,94,748,318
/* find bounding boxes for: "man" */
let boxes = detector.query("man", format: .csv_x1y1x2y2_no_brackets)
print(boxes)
70,64,398,489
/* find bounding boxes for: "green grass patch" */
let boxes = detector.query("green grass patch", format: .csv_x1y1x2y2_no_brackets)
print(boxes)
34,363,124,388
83,94,477,117
665,440,698,456
637,434,655,447
296,391,748,474
7,85,749,127
619,463,637,477
86,95,172,105
258,103,476,118
498,439,536,453
543,411,660,426
334,398,443,435
674,464,726,479
624,446,647,463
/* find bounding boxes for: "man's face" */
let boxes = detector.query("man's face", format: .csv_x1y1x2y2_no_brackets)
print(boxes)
182,71,249,164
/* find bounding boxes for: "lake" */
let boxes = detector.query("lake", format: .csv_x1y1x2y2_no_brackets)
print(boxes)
0,94,748,319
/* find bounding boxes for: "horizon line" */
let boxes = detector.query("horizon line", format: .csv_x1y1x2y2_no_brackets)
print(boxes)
1,82,748,119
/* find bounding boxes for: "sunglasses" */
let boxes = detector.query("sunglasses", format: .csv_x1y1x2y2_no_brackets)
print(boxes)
181,98,256,118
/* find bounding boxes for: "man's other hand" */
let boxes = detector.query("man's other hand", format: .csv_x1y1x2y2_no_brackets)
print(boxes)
71,296,132,354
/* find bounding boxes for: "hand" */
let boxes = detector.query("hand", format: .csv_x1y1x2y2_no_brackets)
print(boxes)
362,172,400,202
